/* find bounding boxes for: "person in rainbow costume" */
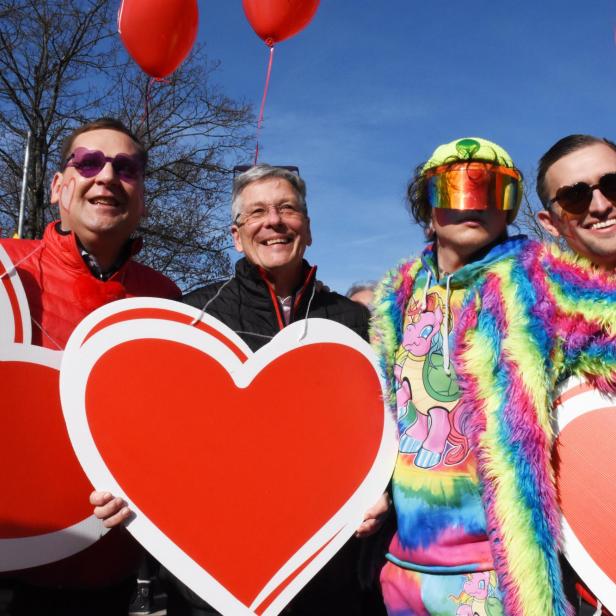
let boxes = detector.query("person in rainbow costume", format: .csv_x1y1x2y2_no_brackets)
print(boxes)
370,137,616,616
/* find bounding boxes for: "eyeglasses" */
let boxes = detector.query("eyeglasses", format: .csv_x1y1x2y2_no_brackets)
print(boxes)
549,172,616,216
64,147,145,182
234,203,306,227
425,162,522,212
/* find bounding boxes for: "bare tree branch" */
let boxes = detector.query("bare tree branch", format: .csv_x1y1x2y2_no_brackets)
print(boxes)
0,0,254,290
516,174,566,250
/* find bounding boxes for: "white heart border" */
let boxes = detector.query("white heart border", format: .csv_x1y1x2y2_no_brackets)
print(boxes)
0,245,32,345
60,297,397,616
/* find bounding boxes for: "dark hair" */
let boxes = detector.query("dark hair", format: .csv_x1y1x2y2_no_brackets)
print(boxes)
60,117,147,169
406,160,434,234
536,134,616,208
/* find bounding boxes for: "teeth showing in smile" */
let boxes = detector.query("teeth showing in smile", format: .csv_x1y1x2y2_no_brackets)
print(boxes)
265,238,289,245
91,197,117,206
590,220,616,230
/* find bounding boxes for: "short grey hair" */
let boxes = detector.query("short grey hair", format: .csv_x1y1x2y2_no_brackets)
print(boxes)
346,281,377,299
231,164,307,222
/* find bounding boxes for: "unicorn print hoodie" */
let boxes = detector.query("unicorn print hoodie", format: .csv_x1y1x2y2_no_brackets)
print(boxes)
371,236,616,616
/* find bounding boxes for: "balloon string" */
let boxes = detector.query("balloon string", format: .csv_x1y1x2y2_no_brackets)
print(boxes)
254,45,275,165
141,77,155,140
140,77,170,140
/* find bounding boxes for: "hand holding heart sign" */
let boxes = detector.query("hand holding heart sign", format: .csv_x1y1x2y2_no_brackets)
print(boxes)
61,298,396,616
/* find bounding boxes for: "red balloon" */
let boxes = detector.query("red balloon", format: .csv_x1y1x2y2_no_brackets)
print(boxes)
242,0,320,46
118,0,199,79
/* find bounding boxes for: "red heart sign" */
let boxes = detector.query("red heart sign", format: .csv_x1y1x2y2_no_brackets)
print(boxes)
60,298,396,616
0,344,105,570
0,248,104,570
554,378,616,613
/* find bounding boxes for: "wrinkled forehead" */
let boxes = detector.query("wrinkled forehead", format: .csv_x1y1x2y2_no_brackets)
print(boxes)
239,177,301,208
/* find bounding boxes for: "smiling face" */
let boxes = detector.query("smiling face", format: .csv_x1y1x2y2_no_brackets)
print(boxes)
231,177,312,290
51,128,145,251
538,143,616,270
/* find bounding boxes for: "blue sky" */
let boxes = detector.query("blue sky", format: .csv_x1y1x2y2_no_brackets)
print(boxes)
190,1,616,293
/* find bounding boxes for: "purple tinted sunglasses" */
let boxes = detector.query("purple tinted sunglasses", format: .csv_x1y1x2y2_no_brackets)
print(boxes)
64,147,145,182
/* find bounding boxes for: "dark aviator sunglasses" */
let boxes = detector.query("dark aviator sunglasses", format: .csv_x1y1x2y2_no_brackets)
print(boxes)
64,147,145,182
550,172,616,215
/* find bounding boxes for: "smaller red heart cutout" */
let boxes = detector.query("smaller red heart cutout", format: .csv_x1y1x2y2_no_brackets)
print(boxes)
557,408,616,581
0,345,104,572
1,360,92,536
554,379,616,613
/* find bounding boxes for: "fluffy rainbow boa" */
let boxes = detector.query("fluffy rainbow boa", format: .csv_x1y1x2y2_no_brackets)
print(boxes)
371,238,616,616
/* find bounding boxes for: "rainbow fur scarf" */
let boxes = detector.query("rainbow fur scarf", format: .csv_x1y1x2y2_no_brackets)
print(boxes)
371,239,616,616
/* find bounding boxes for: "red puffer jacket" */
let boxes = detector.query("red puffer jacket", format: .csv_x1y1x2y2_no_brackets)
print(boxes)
1,221,180,349
0,221,180,588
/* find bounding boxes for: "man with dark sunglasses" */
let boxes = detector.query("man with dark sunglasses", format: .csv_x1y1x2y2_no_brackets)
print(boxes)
537,134,616,271
1,117,180,616
536,134,616,616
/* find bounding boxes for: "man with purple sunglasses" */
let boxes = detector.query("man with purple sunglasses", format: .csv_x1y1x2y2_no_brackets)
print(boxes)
1,117,180,616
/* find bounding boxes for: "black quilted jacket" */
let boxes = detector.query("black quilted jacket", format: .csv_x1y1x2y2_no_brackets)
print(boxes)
183,257,370,350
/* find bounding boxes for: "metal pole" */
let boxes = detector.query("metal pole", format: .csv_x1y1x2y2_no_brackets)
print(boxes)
17,130,31,239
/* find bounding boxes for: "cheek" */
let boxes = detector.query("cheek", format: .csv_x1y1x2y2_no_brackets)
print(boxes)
59,178,76,213
487,212,508,235
556,214,580,240
432,210,447,226
130,185,145,216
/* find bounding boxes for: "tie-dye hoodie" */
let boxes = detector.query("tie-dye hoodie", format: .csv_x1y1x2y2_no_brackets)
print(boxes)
371,237,616,616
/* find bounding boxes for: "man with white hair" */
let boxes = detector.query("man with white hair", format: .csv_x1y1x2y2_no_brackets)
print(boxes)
92,164,388,615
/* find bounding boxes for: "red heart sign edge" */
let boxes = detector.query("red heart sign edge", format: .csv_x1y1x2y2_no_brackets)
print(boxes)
555,377,616,613
60,297,397,616
0,342,106,571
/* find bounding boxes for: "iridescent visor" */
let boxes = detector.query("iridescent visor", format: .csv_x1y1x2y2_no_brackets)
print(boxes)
425,163,522,211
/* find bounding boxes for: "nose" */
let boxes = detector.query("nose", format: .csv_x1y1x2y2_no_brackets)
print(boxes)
264,205,284,224
95,161,117,183
589,186,614,215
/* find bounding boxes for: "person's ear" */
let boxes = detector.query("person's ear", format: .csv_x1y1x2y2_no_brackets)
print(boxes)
306,216,312,247
231,225,244,253
537,210,562,238
50,172,63,205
